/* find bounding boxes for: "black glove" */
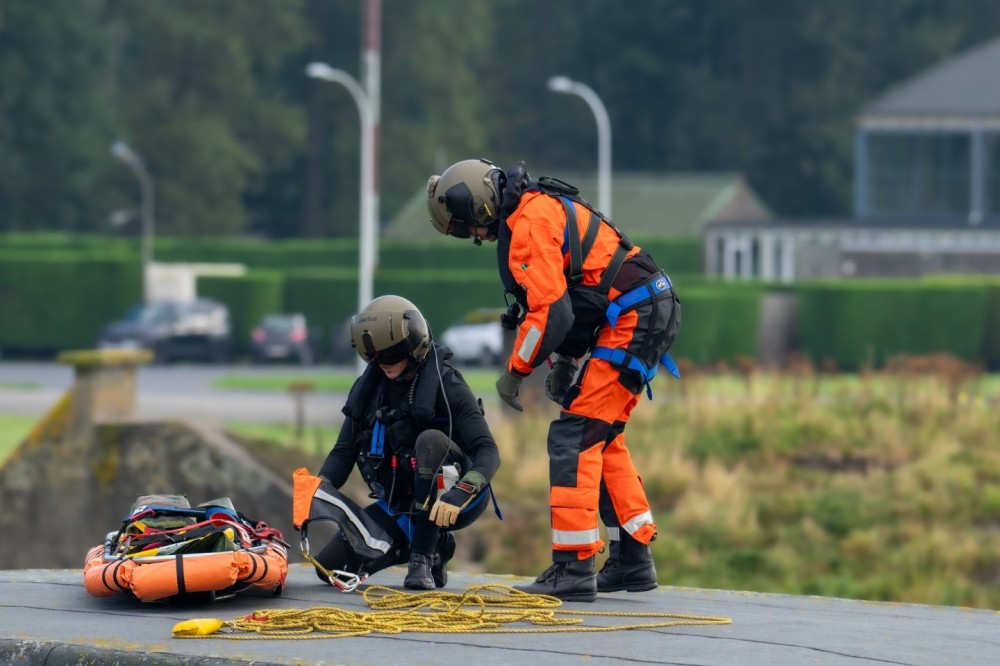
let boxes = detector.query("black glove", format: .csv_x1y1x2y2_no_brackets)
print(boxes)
429,481,477,527
495,369,524,411
544,355,578,404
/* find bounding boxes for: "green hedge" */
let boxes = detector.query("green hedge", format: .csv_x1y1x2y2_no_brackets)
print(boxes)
197,271,285,353
795,280,989,369
670,286,763,364
631,235,702,273
281,268,505,342
0,254,141,353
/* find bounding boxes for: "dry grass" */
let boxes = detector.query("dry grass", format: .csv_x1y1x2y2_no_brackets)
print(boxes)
462,355,1000,610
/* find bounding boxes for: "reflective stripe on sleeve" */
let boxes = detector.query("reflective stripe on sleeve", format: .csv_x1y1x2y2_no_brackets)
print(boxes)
517,325,542,364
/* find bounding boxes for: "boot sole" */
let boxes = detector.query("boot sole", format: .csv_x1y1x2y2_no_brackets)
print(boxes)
513,586,597,602
598,581,658,593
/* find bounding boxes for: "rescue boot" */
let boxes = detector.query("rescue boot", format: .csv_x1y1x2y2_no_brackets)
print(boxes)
403,552,435,590
431,531,456,588
515,556,597,602
597,532,657,593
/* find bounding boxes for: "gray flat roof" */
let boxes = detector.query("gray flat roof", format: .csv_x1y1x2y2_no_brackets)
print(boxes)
2,565,997,665
859,37,1000,129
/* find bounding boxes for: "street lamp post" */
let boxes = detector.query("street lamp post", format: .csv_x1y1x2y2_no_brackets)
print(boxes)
547,75,612,219
111,140,154,300
306,62,377,322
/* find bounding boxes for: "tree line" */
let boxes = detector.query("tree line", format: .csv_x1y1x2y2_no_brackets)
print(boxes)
2,0,998,240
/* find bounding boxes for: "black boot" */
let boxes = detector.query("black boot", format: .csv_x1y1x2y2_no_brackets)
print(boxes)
515,556,597,602
403,552,435,590
431,532,456,588
597,533,657,593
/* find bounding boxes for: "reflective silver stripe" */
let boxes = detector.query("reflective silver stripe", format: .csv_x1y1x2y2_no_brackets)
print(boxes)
606,526,621,541
517,325,542,363
315,488,391,554
622,511,654,535
552,527,601,546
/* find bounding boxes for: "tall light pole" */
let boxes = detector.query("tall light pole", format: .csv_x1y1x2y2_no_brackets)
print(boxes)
111,140,154,300
307,62,376,322
547,75,612,219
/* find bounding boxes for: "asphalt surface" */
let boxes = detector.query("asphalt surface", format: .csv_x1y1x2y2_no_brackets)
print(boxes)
0,362,351,425
1,565,997,666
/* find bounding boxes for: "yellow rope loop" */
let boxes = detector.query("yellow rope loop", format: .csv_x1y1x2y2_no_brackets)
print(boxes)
173,584,732,640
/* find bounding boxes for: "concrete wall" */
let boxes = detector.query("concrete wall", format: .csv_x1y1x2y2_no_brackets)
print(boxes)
0,351,294,570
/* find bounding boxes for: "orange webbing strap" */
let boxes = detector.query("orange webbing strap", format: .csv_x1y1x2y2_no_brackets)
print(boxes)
293,467,323,529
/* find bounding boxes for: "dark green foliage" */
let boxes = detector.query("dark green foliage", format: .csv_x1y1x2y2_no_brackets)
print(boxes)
670,287,762,364
280,268,503,344
0,1,117,232
154,237,357,270
0,255,140,353
7,1,1000,237
795,281,988,369
197,271,284,354
632,236,702,274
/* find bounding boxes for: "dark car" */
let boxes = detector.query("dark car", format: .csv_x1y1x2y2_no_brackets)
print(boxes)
97,299,231,364
250,313,315,365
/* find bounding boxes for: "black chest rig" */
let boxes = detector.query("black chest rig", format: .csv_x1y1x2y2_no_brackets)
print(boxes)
341,353,445,509
496,162,635,358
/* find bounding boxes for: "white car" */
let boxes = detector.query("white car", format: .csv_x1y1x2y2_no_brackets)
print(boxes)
439,308,506,367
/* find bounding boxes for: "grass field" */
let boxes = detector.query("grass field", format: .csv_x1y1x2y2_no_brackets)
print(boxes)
0,414,38,462
206,362,1000,609
5,358,998,609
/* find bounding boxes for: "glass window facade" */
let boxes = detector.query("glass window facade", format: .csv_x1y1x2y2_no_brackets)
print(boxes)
868,133,970,215
988,134,1000,217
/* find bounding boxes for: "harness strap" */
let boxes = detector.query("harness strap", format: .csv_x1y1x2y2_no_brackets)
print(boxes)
370,421,385,457
559,197,584,287
598,244,631,293
581,210,601,259
606,272,673,328
560,195,630,293
592,346,681,400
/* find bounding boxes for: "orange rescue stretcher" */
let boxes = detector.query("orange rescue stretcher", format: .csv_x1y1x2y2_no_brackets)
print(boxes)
83,494,288,603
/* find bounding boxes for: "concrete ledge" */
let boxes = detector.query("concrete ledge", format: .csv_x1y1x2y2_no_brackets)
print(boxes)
0,640,262,666
1,566,997,666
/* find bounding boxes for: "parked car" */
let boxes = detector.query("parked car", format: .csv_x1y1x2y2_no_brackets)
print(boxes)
97,299,231,364
250,313,315,365
329,316,357,366
439,308,506,367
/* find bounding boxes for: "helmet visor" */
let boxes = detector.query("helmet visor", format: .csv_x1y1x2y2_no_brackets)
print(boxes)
372,341,410,365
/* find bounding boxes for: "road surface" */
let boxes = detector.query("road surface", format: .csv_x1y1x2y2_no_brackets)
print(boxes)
0,362,350,425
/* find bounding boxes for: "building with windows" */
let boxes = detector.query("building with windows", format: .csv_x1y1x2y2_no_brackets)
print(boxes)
706,36,1000,281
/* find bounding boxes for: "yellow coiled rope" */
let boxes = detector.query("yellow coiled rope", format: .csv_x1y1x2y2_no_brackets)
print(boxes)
172,584,732,640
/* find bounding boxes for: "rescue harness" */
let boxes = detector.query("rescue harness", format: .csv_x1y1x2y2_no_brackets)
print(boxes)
498,170,680,394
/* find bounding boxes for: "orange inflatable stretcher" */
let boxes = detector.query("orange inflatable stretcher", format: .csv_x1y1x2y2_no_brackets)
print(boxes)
83,494,288,603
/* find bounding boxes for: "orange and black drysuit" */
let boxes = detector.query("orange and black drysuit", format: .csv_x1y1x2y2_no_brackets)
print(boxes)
497,165,680,562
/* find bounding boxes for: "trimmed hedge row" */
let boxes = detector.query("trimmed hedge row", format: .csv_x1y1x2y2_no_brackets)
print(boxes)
794,280,989,369
197,271,284,353
670,287,763,364
279,268,505,341
0,233,701,273
2,238,998,368
0,254,141,352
